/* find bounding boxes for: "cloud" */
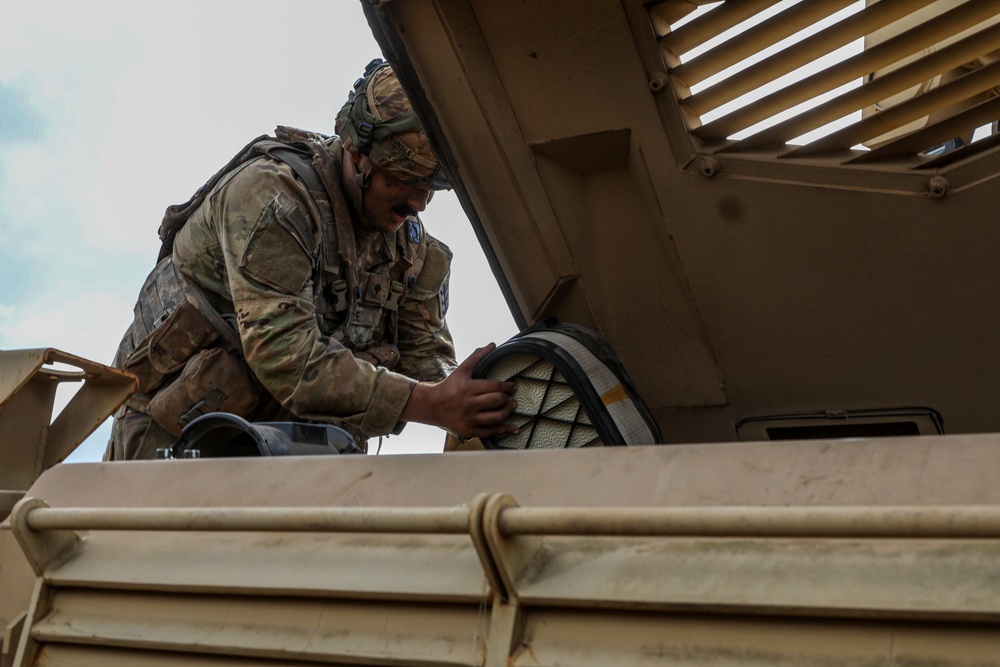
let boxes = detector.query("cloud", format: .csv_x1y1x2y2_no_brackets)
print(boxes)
0,290,133,363
0,18,147,345
0,249,40,308
0,81,43,141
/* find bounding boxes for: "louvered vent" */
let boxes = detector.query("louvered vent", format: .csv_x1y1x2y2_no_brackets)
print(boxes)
649,0,1000,169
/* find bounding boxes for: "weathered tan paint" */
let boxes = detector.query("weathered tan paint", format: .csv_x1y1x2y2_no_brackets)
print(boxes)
4,436,1000,664
6,1,1000,664
366,0,1000,442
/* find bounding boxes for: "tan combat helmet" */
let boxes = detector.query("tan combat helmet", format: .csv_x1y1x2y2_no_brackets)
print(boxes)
336,58,450,191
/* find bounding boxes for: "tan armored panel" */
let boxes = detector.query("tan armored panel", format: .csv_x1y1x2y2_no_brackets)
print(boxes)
5,440,1000,665
365,0,1000,443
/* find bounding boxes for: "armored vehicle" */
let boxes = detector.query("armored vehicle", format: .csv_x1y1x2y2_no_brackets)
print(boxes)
4,1,1000,665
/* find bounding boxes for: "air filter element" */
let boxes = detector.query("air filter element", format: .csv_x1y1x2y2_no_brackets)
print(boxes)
473,322,662,450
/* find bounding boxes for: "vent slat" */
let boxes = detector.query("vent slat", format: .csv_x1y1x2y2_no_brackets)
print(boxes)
914,129,1000,168
714,18,1000,147
782,59,1000,158
670,0,856,88
848,94,1000,162
686,0,937,120
650,1,1000,173
34,589,482,666
659,0,783,56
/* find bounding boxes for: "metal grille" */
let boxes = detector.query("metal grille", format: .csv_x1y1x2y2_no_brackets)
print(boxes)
649,0,1000,167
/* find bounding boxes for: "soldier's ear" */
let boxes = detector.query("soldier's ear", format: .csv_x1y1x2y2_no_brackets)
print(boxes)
347,149,367,171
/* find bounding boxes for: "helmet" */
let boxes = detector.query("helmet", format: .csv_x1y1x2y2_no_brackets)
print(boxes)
335,59,451,190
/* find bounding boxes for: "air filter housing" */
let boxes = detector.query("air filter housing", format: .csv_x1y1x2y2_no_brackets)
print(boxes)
171,413,362,458
473,322,662,450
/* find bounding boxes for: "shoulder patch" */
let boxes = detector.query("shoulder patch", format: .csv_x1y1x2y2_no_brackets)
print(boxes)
407,218,422,245
238,192,314,294
414,236,453,293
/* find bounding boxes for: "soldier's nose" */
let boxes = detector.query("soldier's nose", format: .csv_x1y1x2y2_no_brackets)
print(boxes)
406,187,431,213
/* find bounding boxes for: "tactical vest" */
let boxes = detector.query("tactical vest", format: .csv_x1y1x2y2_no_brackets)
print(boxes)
116,127,430,437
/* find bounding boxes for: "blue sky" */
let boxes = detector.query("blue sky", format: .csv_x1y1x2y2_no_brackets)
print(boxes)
1,1,516,461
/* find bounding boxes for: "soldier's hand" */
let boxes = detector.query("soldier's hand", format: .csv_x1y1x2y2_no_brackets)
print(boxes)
401,343,519,438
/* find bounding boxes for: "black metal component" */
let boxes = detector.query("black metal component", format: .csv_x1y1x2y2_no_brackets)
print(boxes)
172,413,362,459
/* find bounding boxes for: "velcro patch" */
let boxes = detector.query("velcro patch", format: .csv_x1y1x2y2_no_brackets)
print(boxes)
239,193,313,294
414,237,452,293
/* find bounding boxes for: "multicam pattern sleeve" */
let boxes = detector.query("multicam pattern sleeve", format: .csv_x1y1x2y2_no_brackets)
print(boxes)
395,234,457,382
172,158,416,436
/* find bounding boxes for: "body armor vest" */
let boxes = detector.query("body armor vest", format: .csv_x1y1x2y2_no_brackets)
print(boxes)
117,128,427,434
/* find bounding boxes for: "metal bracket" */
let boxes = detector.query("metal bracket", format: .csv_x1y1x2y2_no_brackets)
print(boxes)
484,597,524,667
1,612,25,667
10,498,82,577
0,349,136,489
468,493,531,667
467,493,506,598
481,494,543,604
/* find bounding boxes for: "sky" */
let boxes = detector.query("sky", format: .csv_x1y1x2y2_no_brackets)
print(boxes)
0,1,518,461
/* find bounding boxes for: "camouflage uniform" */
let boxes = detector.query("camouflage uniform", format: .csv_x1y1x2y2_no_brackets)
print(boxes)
107,63,456,460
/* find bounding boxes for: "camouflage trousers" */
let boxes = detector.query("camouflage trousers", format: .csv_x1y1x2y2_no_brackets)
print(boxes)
106,402,371,460
105,405,177,461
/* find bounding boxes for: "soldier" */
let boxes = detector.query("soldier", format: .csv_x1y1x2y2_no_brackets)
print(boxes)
106,59,518,460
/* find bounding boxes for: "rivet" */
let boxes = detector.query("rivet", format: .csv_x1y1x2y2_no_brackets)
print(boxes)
928,175,949,199
698,156,720,178
648,71,669,92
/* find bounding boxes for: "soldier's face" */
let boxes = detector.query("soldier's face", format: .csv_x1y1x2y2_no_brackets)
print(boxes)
353,154,433,234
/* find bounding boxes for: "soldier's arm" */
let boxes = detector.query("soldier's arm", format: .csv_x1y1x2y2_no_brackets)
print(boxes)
391,232,519,436
205,161,416,436
400,344,520,439
395,234,457,382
